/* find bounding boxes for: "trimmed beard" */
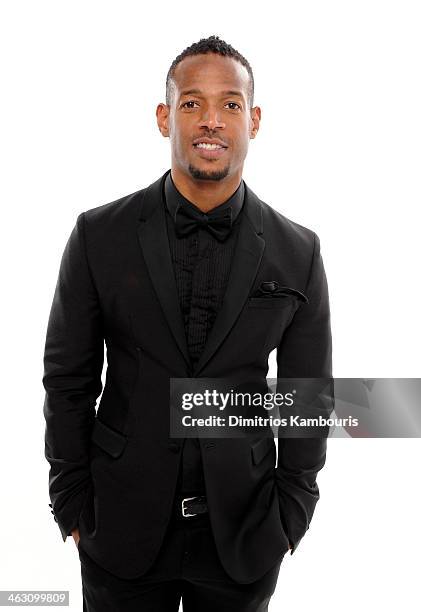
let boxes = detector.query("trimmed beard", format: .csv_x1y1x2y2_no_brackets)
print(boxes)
188,163,230,181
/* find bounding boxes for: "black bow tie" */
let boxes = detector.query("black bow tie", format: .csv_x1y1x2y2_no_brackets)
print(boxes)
174,204,233,242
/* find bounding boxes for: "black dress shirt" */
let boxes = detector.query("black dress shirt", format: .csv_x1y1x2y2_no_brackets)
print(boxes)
163,171,245,496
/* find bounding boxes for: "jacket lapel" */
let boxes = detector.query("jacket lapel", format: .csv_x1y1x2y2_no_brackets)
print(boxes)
136,170,266,376
192,182,265,376
136,170,191,368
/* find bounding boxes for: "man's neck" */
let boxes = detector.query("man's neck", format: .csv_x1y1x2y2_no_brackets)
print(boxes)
170,167,242,214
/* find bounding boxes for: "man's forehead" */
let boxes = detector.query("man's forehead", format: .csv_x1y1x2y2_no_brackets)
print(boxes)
173,54,249,93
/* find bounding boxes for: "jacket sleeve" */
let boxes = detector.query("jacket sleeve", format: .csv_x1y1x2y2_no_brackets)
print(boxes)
42,212,104,541
275,232,333,555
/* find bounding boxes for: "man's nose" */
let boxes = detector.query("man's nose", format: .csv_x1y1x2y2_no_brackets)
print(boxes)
198,106,226,131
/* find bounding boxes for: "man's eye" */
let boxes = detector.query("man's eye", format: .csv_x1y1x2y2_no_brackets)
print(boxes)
225,102,241,110
182,101,199,109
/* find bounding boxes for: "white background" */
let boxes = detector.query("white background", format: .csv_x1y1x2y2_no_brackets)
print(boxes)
1,1,420,610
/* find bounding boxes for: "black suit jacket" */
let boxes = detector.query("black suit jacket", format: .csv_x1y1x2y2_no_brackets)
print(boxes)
43,169,332,583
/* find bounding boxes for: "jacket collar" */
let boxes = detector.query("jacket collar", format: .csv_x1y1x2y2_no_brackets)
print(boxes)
163,170,245,226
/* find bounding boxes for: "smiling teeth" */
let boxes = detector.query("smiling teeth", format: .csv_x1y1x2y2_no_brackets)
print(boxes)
195,143,223,149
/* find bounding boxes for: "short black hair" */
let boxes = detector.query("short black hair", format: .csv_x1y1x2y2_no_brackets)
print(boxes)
165,35,254,109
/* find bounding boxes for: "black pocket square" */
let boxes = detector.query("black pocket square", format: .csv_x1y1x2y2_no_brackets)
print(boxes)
251,281,308,303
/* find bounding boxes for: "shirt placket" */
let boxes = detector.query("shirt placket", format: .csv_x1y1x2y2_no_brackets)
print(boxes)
186,227,213,367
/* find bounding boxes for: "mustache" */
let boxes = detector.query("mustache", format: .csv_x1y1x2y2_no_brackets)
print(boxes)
191,134,229,146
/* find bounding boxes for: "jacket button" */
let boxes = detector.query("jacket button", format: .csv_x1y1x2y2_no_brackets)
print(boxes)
169,442,180,453
205,442,215,449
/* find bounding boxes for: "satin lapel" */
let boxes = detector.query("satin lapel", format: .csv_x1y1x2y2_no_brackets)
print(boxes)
192,183,266,376
136,170,190,368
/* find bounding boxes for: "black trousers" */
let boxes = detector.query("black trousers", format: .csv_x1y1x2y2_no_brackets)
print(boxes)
78,496,282,611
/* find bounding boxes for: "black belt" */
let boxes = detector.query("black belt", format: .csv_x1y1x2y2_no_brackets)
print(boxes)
174,495,208,518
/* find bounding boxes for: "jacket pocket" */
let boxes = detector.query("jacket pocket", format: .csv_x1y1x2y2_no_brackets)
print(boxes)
248,296,295,309
91,418,128,459
251,437,275,465
248,286,308,308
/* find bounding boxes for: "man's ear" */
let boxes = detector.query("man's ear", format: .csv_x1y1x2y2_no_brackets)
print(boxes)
156,103,170,138
250,106,261,139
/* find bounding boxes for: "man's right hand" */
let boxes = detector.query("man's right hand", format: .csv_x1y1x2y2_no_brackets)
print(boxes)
71,528,80,548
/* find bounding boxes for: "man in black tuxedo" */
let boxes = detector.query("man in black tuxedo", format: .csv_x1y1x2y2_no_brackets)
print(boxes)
43,35,332,611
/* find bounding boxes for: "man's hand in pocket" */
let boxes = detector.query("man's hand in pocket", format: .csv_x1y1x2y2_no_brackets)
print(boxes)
71,528,80,548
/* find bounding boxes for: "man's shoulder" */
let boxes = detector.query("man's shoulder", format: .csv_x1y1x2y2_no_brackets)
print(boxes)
258,197,317,252
80,170,166,231
82,186,147,227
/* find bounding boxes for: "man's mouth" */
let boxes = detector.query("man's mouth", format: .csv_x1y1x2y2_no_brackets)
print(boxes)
194,142,225,150
192,140,228,159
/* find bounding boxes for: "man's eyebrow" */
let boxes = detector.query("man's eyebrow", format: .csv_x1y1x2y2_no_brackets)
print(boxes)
220,90,245,98
179,88,245,99
179,89,202,96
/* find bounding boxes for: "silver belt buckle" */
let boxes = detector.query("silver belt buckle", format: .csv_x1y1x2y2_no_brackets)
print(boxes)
182,496,198,517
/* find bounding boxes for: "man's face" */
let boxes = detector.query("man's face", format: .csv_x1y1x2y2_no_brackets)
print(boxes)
157,53,260,182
